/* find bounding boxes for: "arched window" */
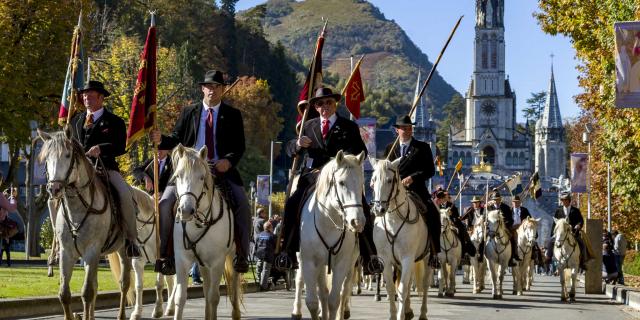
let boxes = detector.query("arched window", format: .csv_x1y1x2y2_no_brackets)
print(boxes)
519,152,526,166
453,151,459,165
491,34,498,68
512,152,518,166
466,152,472,166
506,152,512,166
482,146,495,164
481,34,488,69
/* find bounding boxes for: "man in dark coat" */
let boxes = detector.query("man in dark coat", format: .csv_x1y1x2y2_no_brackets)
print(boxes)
133,140,173,194
383,115,441,257
552,191,592,270
487,191,519,266
510,195,531,227
461,196,485,259
68,80,139,258
436,190,476,258
280,87,378,273
150,70,250,274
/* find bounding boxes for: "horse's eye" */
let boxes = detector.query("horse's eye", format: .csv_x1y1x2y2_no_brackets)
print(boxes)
200,176,204,181
386,178,392,183
65,153,71,158
339,181,345,186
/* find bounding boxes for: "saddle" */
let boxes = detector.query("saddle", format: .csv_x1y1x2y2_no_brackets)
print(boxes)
406,190,428,227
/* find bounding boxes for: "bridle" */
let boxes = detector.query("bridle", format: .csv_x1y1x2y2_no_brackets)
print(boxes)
371,171,401,214
518,222,536,258
486,216,509,256
554,223,577,265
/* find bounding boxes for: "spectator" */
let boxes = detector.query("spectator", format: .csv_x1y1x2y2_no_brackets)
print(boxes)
253,208,267,243
0,172,17,267
602,242,619,284
191,263,202,286
613,229,627,285
255,221,276,291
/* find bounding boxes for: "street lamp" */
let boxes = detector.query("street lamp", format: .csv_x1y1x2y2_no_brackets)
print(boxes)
269,140,283,218
582,124,592,219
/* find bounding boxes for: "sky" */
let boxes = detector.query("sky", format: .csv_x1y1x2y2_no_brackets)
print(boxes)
236,0,582,123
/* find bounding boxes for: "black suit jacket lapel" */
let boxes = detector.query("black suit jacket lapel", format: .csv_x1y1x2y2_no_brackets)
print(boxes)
76,112,86,143
310,119,325,148
192,102,204,141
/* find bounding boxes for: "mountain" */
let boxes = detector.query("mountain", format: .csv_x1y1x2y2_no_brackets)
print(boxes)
239,0,461,123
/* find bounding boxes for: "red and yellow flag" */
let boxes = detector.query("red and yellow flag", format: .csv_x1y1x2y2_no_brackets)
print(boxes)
126,16,157,149
342,55,365,119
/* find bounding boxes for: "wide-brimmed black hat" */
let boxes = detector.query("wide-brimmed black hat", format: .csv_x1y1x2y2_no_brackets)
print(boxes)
199,70,227,86
490,191,502,201
79,80,111,97
157,139,173,150
393,115,415,128
512,195,521,202
309,87,342,105
559,191,571,200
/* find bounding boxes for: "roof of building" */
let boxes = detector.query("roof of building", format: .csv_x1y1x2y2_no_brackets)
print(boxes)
539,65,563,129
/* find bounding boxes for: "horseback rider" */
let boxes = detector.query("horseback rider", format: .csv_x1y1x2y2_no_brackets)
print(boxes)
132,140,173,194
487,190,520,266
66,80,140,258
150,70,251,275
460,195,485,259
435,190,476,260
383,115,441,264
279,87,379,273
548,191,593,270
510,195,542,263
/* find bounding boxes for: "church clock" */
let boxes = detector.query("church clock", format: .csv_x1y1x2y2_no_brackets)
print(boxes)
481,101,496,116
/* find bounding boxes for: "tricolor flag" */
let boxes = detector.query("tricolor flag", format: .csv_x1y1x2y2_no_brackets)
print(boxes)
126,15,157,149
58,13,85,125
297,21,327,122
342,55,365,119
529,172,542,199
506,173,523,196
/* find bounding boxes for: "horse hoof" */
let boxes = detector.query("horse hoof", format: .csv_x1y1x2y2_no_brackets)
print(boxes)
129,313,142,320
73,313,82,320
561,297,567,302
357,288,362,295
291,314,302,320
47,267,54,278
374,294,381,302
344,310,351,319
419,317,428,320
164,308,175,317
151,309,162,318
570,297,576,302
512,291,517,295
405,310,414,319
462,280,470,284
437,292,444,298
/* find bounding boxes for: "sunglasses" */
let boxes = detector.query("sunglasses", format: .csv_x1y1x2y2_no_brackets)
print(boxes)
314,99,335,107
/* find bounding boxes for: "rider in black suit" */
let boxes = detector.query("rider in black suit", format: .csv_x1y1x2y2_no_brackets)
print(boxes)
133,140,173,194
383,115,441,259
68,80,139,258
461,196,486,259
280,87,378,273
150,70,250,275
551,191,592,269
487,191,520,266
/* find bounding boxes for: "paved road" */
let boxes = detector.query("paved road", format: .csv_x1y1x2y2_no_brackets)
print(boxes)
30,274,638,320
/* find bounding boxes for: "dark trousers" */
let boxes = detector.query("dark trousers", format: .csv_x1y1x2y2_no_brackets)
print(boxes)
0,238,10,266
413,190,441,253
158,181,250,260
452,218,476,256
282,171,376,259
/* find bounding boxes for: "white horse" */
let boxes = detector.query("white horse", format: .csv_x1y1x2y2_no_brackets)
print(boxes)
553,218,580,302
298,150,366,320
371,159,431,320
129,187,176,319
38,129,131,320
513,217,540,296
437,209,461,298
469,215,486,294
484,209,511,299
171,145,241,319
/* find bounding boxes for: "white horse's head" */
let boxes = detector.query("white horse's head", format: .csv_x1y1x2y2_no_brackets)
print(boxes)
316,150,366,233
520,217,540,247
369,158,402,216
553,218,573,247
471,214,485,240
440,208,457,233
486,209,504,239
38,127,88,198
171,144,212,222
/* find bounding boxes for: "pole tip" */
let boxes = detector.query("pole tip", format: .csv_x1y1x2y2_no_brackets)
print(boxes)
150,10,156,27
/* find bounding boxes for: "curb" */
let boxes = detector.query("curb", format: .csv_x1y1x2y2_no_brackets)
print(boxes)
604,283,640,310
1,281,264,319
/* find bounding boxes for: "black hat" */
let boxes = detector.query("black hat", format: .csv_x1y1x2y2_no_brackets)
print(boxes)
435,190,447,199
199,70,227,86
490,191,502,201
512,195,521,202
157,139,173,150
79,80,111,97
393,115,415,128
309,87,342,105
559,191,571,200
471,196,482,203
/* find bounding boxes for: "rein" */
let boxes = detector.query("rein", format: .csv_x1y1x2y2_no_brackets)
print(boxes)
554,225,578,266
135,205,156,264
440,218,459,263
486,217,509,257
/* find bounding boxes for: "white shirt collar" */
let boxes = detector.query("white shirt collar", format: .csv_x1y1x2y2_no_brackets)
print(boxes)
320,114,338,126
202,100,221,113
87,107,105,120
400,137,413,147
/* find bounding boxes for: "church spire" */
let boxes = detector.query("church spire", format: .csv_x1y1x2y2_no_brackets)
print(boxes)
476,0,504,28
541,61,562,129
412,69,426,128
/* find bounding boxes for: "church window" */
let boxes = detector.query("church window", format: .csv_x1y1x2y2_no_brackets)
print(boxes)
453,151,459,164
466,152,472,166
519,152,526,166
482,146,495,164
512,152,518,166
506,152,512,166
481,34,488,69
491,34,498,68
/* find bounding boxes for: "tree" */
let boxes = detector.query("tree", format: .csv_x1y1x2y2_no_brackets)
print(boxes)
535,0,640,240
523,91,546,134
436,93,465,160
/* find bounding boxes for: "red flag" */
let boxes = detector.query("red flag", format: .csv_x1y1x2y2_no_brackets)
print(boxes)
342,56,365,119
58,13,84,125
296,23,326,122
126,18,157,149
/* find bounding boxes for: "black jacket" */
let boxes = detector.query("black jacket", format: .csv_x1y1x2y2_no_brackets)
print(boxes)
489,202,514,229
384,138,435,199
254,231,276,263
161,102,245,186
133,156,173,194
511,206,531,223
461,207,484,228
70,109,126,172
554,206,584,230
287,116,367,170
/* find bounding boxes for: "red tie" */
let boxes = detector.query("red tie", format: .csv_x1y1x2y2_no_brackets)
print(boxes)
205,108,215,160
322,119,330,140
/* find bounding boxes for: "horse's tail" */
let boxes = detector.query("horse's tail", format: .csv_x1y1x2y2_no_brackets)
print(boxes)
107,253,135,305
414,260,425,293
223,254,244,308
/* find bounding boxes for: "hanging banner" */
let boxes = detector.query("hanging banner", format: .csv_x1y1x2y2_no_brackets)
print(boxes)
356,117,377,171
256,175,270,206
570,153,588,193
614,21,640,108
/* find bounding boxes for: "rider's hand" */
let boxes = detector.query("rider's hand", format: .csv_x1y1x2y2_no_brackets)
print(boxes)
10,187,17,198
85,145,101,158
214,159,232,173
144,176,154,192
296,136,312,149
401,176,413,187
149,129,162,145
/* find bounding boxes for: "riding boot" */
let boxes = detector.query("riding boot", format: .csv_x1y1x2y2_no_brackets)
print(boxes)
509,235,520,267
155,186,176,275
424,199,441,253
577,235,588,271
228,181,251,274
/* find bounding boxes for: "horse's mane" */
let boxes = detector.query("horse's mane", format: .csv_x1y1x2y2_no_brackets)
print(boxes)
316,154,363,198
486,209,504,224
553,218,571,235
38,131,95,175
131,186,154,218
171,147,214,188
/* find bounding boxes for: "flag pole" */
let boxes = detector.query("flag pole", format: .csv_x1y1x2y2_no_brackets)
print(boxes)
65,11,83,125
385,15,463,161
147,11,162,261
445,163,459,192
285,19,328,198
341,54,365,96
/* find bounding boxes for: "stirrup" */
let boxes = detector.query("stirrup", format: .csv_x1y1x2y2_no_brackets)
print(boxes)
275,253,293,271
365,256,384,274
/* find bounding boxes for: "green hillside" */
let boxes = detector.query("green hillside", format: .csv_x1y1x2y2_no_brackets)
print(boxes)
239,0,461,123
